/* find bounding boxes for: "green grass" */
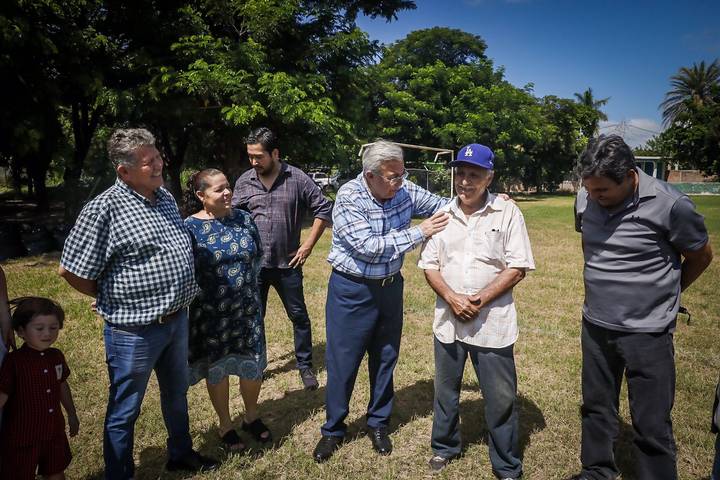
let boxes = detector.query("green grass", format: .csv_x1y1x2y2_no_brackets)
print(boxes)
3,195,719,480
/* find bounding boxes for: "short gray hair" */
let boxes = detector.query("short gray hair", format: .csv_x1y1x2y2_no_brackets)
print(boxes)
107,128,156,168
362,140,403,173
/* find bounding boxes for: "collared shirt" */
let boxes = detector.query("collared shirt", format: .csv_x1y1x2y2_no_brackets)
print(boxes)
418,194,535,348
0,345,70,446
232,162,333,269
61,178,199,327
328,174,448,279
575,168,708,333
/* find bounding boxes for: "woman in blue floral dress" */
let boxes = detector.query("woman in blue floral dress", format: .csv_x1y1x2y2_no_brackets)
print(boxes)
182,168,270,451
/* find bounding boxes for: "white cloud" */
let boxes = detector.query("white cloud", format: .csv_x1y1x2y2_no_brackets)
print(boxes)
598,119,664,148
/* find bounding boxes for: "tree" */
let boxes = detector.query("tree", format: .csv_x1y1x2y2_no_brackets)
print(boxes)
660,83,720,177
526,96,589,191
126,0,417,195
374,28,499,148
573,87,609,136
660,59,720,126
0,0,121,218
374,27,590,190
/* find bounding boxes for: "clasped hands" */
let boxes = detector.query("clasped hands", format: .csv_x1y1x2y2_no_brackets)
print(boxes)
446,291,483,323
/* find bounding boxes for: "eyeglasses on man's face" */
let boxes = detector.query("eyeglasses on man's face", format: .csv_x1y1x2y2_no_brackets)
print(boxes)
377,170,408,186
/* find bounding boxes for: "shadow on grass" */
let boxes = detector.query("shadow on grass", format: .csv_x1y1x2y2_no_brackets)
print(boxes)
84,369,544,478
81,343,330,479
345,380,546,459
193,378,329,463
263,341,327,381
345,379,435,438
563,418,672,480
455,390,546,458
81,446,169,480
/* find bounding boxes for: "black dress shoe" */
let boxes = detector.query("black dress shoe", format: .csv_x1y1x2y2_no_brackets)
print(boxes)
313,435,343,463
369,427,392,455
300,368,319,390
166,450,220,472
429,454,451,472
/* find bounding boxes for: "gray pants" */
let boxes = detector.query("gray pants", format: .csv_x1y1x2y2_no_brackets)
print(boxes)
432,337,521,479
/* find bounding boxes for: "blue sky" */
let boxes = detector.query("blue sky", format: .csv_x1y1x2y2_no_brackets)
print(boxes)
357,0,720,147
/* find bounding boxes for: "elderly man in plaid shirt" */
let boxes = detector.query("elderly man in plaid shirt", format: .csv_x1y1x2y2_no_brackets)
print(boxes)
313,140,451,462
59,129,218,479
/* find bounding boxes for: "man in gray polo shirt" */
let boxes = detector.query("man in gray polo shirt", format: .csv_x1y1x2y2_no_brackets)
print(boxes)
571,135,713,480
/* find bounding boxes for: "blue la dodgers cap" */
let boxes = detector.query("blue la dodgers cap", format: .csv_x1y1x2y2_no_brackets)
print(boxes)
449,143,494,169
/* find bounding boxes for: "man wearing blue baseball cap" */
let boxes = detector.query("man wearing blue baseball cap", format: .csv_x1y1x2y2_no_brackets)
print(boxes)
418,143,534,478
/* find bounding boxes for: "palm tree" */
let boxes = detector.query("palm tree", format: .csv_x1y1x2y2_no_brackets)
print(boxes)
574,87,610,135
660,59,720,126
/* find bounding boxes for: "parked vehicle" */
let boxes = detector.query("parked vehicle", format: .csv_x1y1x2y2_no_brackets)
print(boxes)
308,171,340,193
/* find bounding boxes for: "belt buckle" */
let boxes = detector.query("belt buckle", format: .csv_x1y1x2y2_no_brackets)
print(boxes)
158,309,177,324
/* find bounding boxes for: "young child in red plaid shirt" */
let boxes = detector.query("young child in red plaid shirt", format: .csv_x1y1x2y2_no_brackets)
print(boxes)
0,297,79,480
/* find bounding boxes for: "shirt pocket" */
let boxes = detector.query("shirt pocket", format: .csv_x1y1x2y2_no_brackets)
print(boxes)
473,229,505,265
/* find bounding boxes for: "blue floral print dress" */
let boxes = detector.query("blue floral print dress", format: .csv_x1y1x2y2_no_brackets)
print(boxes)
185,209,266,384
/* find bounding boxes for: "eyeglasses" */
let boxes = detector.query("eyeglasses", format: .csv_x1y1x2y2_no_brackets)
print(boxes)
377,170,408,186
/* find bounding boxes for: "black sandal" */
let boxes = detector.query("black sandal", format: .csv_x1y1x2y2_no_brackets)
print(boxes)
220,429,246,452
241,418,272,443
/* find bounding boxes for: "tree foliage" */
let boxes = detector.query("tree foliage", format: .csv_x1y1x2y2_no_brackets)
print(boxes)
3,3,615,216
573,87,609,137
651,61,720,177
660,59,720,127
374,27,590,190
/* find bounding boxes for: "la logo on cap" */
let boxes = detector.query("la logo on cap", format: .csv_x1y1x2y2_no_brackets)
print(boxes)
464,147,474,157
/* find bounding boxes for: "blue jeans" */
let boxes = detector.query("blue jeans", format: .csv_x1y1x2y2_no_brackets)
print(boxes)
322,270,404,436
432,337,521,479
259,267,313,369
581,319,677,480
102,310,193,480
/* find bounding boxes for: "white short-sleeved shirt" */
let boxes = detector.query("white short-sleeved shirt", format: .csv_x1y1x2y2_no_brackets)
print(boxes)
418,194,535,348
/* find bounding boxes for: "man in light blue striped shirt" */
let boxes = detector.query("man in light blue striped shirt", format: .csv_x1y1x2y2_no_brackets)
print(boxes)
314,140,450,462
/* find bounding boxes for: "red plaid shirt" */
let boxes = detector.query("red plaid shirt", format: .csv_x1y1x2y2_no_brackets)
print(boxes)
0,344,70,447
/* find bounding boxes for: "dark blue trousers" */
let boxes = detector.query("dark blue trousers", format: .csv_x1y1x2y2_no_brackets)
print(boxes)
259,267,313,369
432,337,521,479
321,270,404,437
581,318,677,480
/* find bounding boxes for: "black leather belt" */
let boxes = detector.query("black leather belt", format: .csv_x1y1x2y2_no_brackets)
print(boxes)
158,308,183,324
332,269,400,287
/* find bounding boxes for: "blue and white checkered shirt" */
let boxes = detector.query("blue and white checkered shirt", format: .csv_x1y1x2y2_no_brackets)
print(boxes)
327,174,449,279
60,179,199,326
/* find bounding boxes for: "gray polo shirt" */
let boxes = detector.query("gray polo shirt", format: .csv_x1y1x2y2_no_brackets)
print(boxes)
575,168,708,333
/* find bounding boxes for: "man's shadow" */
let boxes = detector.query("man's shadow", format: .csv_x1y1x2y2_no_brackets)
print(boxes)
87,371,545,478
262,341,327,381
344,379,546,458
457,390,546,457
83,344,330,479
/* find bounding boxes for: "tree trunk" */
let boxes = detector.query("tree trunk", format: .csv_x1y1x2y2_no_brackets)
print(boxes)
156,126,192,202
28,108,62,212
63,99,101,224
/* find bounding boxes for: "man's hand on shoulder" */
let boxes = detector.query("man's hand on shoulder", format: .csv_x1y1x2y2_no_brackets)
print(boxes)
420,211,450,238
